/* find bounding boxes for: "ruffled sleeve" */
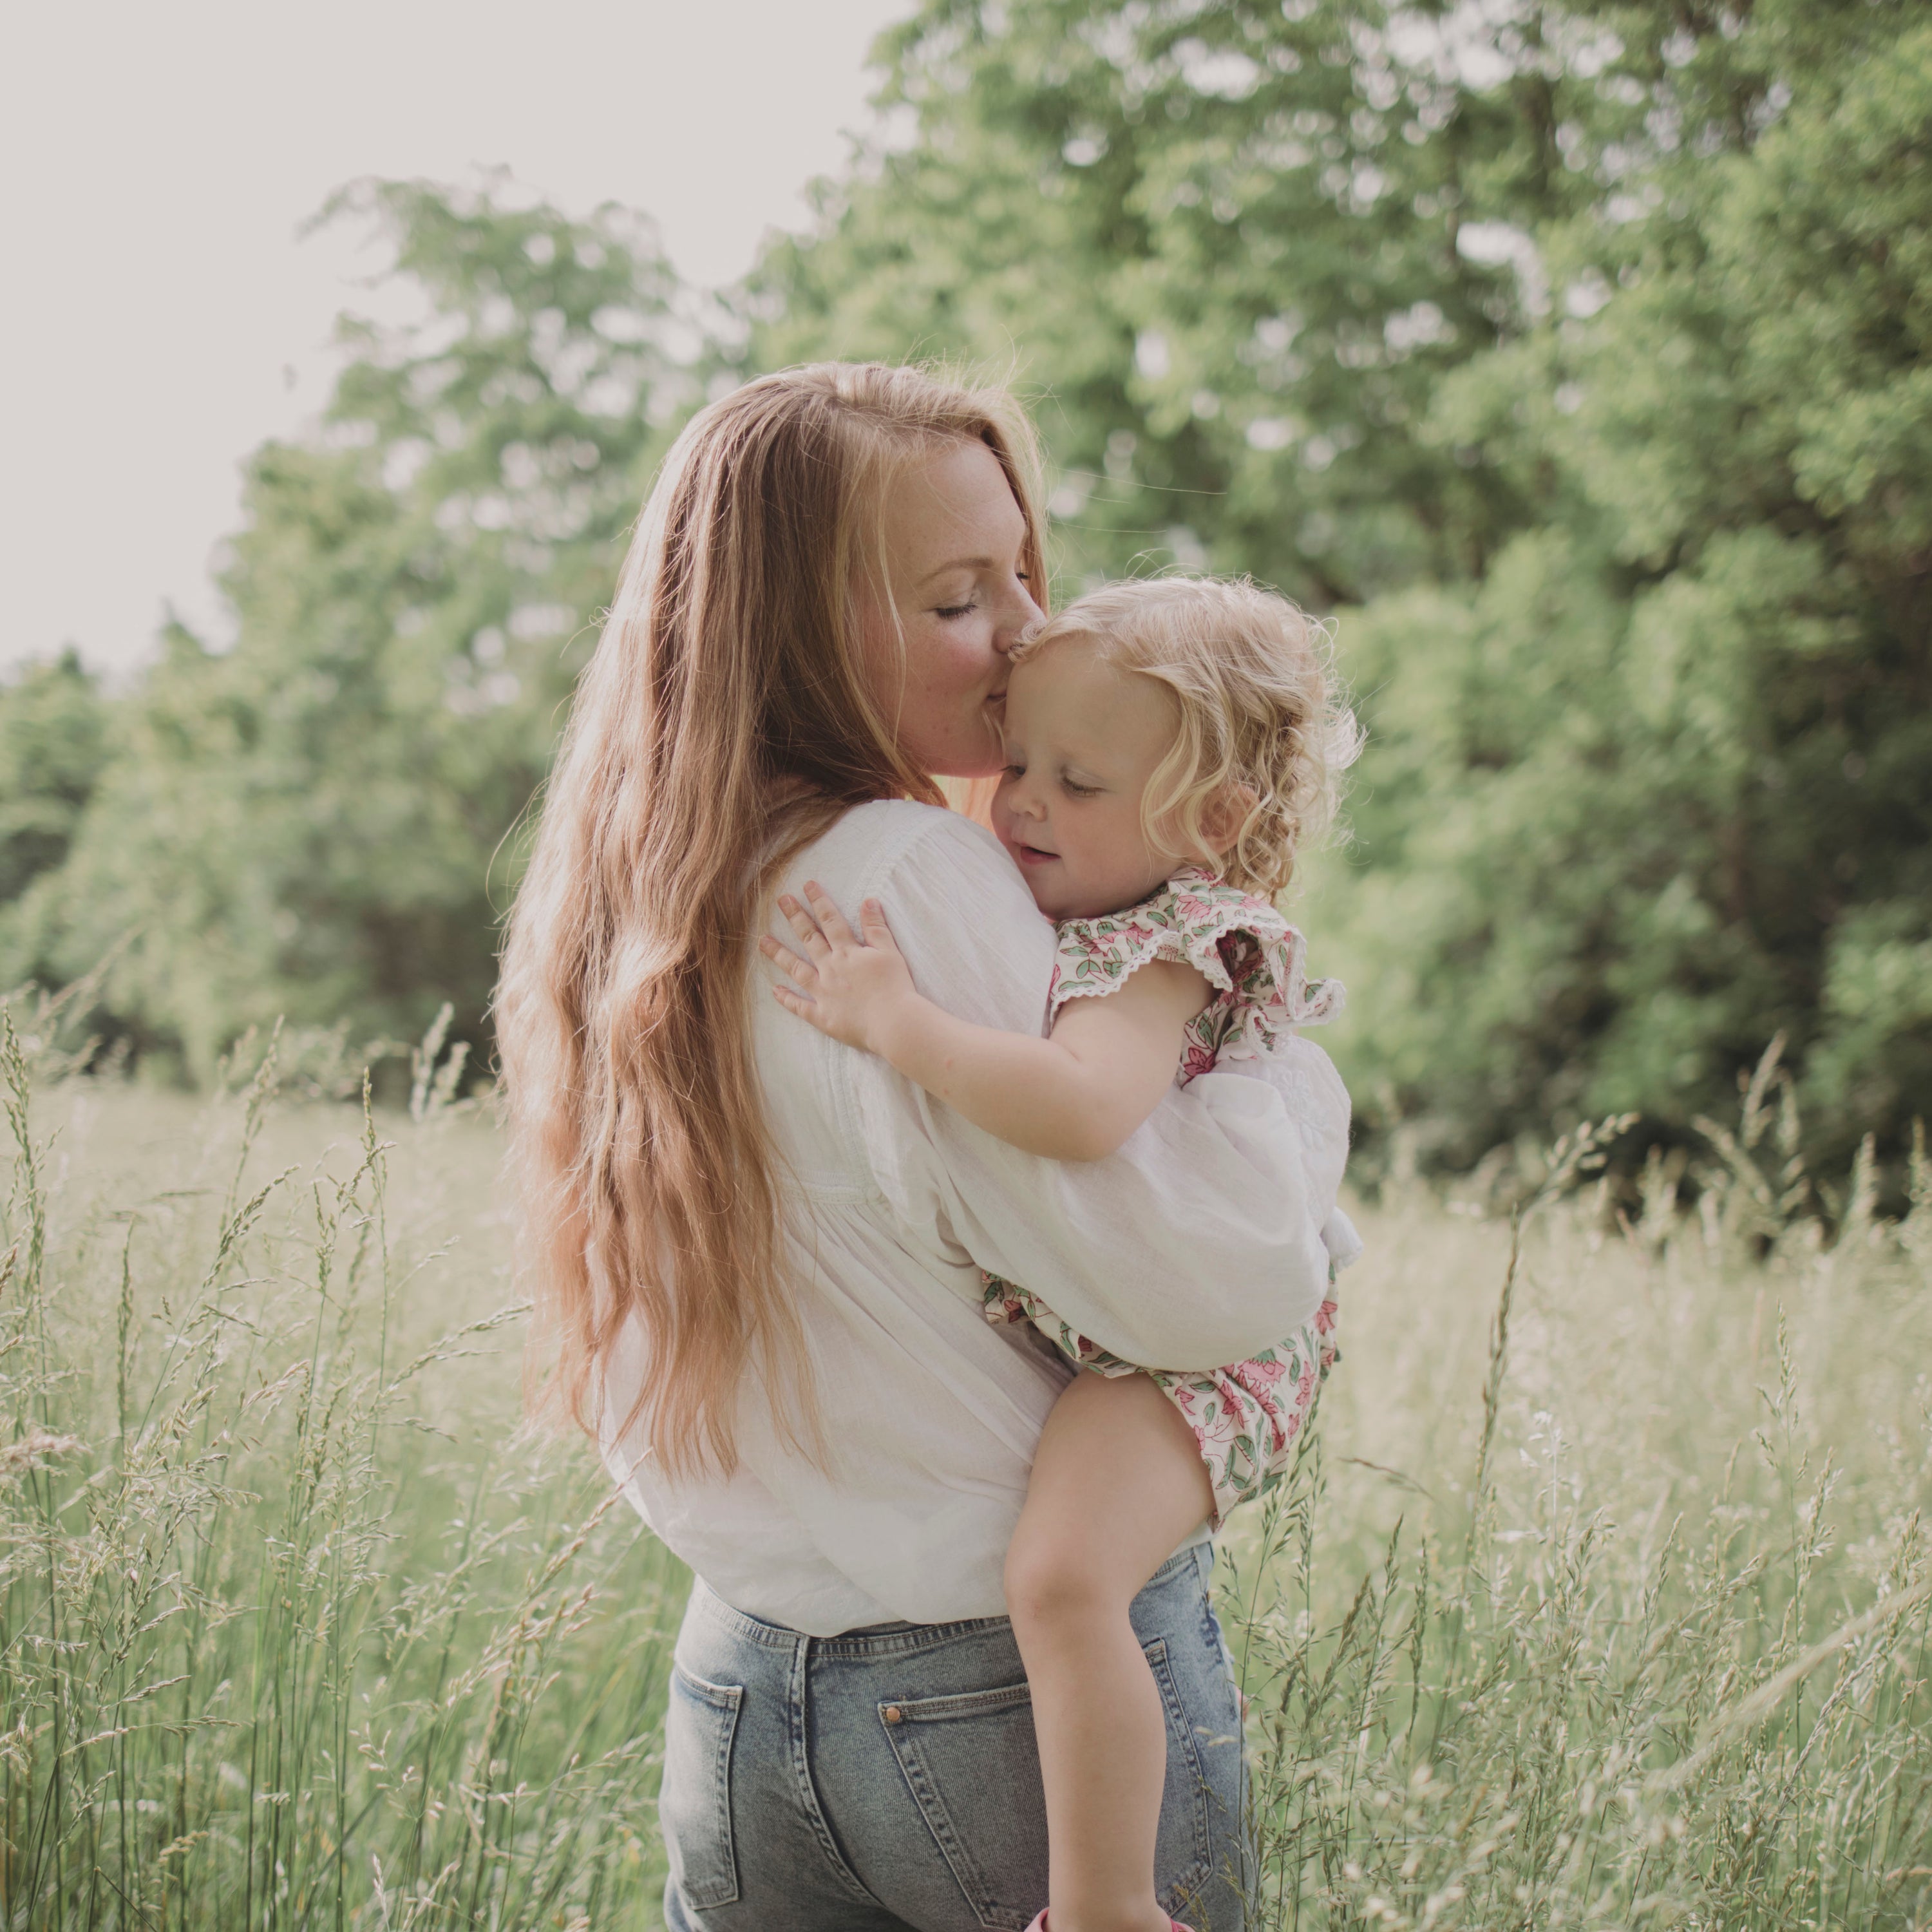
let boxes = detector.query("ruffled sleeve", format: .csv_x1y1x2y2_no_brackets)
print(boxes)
1048,863,1344,1065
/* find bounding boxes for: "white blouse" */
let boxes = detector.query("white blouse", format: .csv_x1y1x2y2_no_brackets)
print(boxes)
601,800,1341,1636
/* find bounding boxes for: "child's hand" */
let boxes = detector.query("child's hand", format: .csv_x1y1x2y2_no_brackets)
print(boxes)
759,882,920,1059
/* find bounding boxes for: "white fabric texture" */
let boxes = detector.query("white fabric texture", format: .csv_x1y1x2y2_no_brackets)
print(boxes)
600,800,1340,1635
1244,1036,1363,1272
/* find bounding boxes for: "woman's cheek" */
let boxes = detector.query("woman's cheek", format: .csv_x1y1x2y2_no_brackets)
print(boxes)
940,649,993,722
956,619,999,692
909,622,978,701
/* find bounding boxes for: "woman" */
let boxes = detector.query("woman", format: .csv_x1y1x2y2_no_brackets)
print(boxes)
497,364,1332,1931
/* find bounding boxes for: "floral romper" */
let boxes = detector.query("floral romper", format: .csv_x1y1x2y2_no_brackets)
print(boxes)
982,864,1354,1528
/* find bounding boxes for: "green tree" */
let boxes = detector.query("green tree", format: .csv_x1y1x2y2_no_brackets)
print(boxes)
744,0,1594,603
0,649,111,996
18,1,1924,1171
43,177,688,1077
1331,3,1932,1170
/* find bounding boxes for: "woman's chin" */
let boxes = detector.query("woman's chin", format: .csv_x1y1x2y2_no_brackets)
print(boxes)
919,726,1003,782
922,701,1010,781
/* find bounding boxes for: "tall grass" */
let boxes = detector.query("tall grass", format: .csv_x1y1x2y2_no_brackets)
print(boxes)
0,1015,682,1930
1225,1065,1932,1927
3,1011,1928,1929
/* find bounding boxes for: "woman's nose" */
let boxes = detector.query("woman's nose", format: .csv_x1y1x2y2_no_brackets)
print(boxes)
993,573,1045,653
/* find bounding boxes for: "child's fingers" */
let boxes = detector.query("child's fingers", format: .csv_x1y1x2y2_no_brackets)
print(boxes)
776,893,831,956
859,898,901,954
757,932,817,988
802,880,858,948
770,982,814,1020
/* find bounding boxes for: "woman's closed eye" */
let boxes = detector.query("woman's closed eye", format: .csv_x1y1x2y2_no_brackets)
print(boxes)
937,568,1027,620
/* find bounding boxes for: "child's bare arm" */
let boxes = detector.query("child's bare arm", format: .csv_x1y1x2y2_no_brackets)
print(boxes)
761,882,1211,1162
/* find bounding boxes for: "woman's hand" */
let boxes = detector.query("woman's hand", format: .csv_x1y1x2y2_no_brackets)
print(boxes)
761,882,922,1060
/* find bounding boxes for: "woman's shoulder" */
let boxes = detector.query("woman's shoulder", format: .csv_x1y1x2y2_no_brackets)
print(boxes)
795,799,1018,903
785,801,1053,1032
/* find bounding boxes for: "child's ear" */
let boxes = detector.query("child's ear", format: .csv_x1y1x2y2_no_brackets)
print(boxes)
1200,782,1260,856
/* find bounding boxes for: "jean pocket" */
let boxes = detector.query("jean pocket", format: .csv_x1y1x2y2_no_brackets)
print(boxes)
878,1643,1214,1931
661,1664,744,1909
878,1678,1044,1931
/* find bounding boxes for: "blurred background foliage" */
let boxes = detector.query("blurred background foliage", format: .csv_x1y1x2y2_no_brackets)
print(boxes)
2,0,1925,1185
3,182,688,1078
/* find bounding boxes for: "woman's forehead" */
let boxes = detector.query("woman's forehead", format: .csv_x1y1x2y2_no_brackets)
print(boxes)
886,440,1025,569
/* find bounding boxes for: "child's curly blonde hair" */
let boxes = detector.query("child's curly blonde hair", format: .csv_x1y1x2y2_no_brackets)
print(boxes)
1011,575,1361,898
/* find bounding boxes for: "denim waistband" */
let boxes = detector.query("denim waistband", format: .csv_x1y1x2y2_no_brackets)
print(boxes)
689,1541,1209,1660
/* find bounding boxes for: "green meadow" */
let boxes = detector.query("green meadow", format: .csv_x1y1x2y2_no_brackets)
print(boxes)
5,1016,1926,1930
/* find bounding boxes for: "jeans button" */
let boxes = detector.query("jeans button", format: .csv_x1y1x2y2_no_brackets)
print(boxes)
884,1705,903,1724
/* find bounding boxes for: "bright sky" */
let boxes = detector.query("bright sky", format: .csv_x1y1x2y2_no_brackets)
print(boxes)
1,0,910,676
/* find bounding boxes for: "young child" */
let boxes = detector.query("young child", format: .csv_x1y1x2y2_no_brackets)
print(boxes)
761,576,1360,1932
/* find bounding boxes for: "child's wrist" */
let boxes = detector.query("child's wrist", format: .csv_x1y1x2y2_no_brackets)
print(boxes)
869,993,933,1073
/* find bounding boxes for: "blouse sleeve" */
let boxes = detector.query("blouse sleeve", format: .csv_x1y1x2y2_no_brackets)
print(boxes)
839,810,1332,1369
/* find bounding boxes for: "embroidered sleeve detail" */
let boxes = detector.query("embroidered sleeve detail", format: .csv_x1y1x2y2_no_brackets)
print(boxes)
1046,863,1343,1060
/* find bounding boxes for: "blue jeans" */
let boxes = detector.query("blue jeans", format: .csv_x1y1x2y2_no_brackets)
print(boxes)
659,1543,1248,1931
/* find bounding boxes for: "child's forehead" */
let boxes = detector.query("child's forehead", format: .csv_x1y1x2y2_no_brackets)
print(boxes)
1006,633,1173,746
1011,630,1129,698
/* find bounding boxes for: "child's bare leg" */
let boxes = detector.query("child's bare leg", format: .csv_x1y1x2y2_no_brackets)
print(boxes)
1005,1370,1215,1932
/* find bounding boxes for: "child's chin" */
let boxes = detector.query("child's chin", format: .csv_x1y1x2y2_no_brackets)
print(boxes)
995,834,1064,914
1025,878,1082,921
1004,856,1059,916
1011,865,1056,914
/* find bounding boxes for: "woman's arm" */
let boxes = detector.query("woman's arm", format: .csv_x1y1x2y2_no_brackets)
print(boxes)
761,882,1209,1162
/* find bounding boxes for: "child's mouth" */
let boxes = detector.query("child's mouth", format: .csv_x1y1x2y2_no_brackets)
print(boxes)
1015,842,1058,867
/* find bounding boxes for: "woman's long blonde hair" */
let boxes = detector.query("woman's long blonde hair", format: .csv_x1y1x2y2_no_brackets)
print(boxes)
496,363,1045,1478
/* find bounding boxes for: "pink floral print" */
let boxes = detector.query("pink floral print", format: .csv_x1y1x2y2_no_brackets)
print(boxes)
1048,862,1343,1074
986,866,1350,1527
984,1271,1340,1528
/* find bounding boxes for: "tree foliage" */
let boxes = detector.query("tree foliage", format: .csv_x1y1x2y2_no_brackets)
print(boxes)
0,650,111,996
1336,3,1932,1167
33,178,688,1077
744,0,1587,601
